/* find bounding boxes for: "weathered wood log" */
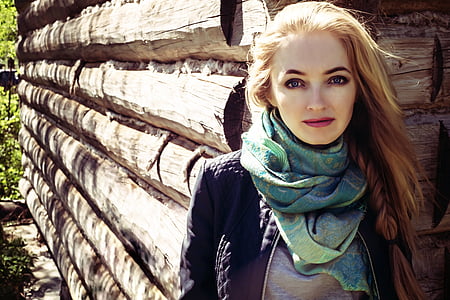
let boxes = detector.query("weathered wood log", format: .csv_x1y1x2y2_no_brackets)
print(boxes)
19,178,91,300
18,81,214,206
378,37,441,105
20,104,186,298
20,60,77,91
152,137,218,202
20,61,245,153
18,80,173,186
22,164,127,300
95,66,243,153
19,129,166,299
17,0,107,34
375,24,449,105
17,0,248,63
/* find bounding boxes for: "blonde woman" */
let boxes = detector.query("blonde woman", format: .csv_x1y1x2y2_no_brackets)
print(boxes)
180,2,425,299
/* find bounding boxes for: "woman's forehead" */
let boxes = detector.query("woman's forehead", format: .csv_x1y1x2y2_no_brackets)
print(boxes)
271,31,351,76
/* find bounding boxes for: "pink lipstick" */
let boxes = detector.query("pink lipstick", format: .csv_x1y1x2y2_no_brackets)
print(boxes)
303,118,335,128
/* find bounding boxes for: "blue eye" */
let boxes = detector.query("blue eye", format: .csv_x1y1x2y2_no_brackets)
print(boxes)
328,75,348,85
285,79,303,88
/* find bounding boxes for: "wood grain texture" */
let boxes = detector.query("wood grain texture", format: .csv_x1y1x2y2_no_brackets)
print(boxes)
18,80,220,206
22,163,127,300
415,232,450,300
21,60,244,153
17,0,107,33
19,129,166,300
20,104,185,299
17,0,248,63
19,178,92,300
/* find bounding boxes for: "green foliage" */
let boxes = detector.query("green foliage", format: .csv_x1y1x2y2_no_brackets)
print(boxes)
0,90,22,200
0,223,33,299
0,0,17,65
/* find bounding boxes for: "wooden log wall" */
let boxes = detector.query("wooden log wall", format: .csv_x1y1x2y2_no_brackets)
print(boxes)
15,0,450,299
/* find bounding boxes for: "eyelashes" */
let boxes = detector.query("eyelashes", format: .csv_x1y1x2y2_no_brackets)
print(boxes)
285,78,304,88
327,75,349,85
284,75,349,89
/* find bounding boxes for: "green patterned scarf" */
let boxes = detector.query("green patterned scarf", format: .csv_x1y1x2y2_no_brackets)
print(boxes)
241,109,371,294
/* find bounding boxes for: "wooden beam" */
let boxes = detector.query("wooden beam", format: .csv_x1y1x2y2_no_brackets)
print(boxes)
22,164,127,299
378,37,436,105
18,81,218,206
16,0,248,63
19,131,166,299
20,104,186,298
19,178,92,300
20,61,245,153
17,0,107,34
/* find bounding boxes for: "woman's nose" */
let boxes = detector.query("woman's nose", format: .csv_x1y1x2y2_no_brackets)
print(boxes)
306,86,326,111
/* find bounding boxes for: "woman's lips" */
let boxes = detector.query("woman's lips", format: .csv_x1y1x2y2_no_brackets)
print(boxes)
303,118,335,127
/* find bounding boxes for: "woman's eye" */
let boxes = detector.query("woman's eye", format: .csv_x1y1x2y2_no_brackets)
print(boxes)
328,75,348,85
285,79,303,88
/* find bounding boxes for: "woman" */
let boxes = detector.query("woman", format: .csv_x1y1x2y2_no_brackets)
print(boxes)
180,2,425,299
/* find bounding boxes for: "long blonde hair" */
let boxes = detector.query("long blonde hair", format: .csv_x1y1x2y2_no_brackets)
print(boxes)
246,2,425,299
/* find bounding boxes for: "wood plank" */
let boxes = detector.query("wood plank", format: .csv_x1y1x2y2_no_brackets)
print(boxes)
20,61,244,153
20,104,186,298
406,123,440,181
19,178,91,300
19,130,166,300
17,0,107,34
22,164,127,299
17,0,248,63
379,38,435,105
435,37,450,104
406,122,445,233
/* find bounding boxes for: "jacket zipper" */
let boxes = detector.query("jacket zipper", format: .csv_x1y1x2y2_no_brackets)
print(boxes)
357,231,381,299
260,231,281,300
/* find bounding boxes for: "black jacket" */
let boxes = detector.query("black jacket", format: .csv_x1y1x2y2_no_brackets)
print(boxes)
180,151,397,299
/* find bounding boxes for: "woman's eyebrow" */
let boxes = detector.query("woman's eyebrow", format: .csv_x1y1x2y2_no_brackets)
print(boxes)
324,66,351,74
284,66,351,76
285,69,306,75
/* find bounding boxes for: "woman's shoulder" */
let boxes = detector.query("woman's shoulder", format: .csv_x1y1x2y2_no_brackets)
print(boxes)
203,150,246,179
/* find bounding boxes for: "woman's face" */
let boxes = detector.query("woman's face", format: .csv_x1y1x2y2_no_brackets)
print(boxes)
269,31,357,145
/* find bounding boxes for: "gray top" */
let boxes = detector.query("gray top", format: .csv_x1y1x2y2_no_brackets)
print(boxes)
265,241,367,300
